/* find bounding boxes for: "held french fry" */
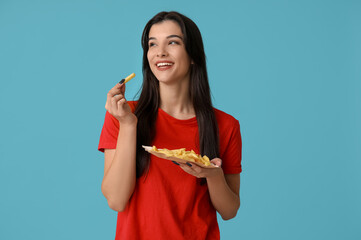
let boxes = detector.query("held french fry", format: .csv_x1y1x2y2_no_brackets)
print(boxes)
124,73,135,83
119,73,136,84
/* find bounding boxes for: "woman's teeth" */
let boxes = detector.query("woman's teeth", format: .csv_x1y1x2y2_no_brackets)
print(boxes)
157,62,173,67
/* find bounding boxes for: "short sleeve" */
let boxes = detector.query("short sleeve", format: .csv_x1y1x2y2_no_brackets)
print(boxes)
219,120,242,174
97,101,137,152
98,111,120,152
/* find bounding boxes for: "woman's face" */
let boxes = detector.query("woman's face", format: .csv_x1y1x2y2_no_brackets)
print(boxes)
147,20,192,84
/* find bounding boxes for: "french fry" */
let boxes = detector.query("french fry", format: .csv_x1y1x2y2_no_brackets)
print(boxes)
151,146,211,166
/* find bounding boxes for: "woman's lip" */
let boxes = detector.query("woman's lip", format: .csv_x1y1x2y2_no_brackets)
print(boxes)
155,61,174,71
155,60,174,65
156,64,173,71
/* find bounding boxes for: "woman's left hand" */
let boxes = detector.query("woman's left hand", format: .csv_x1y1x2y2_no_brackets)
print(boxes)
177,158,223,179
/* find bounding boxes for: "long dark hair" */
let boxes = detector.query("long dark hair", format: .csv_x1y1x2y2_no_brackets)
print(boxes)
134,11,219,178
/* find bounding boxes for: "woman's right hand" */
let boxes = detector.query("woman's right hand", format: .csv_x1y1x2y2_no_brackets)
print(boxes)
105,82,137,125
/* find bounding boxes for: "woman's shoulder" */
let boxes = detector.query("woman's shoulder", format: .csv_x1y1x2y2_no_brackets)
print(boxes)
213,107,241,137
213,108,239,126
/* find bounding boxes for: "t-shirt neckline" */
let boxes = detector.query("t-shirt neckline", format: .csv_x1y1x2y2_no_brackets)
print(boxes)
158,108,197,125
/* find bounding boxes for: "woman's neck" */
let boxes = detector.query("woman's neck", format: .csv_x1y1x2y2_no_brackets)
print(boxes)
159,81,195,120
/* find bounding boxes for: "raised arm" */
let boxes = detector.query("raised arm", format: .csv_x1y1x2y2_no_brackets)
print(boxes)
101,83,137,212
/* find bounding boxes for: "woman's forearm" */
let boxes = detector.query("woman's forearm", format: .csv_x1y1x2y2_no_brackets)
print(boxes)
101,122,137,212
206,172,240,220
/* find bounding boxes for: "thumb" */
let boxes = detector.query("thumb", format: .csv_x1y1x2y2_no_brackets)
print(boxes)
210,158,222,167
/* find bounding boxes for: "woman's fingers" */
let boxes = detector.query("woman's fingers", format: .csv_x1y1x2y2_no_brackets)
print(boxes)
117,98,127,111
179,163,201,177
107,83,123,97
106,84,120,109
109,94,127,114
106,94,120,113
119,83,126,95
210,158,222,167
178,158,223,178
111,94,124,104
104,82,137,124
105,83,127,113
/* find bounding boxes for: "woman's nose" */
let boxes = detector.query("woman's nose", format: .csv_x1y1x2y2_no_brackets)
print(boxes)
157,46,168,57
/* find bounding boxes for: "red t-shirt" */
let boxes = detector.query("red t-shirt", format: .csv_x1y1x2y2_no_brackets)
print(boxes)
98,101,242,240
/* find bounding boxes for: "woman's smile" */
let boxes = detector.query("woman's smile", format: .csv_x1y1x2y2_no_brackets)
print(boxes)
155,60,174,71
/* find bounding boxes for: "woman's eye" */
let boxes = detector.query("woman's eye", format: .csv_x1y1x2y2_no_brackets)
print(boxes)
169,41,180,45
149,42,156,47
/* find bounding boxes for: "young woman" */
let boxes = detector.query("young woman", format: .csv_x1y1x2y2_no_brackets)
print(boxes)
98,11,242,239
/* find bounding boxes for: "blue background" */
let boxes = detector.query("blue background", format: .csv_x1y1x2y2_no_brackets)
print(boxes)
0,0,360,239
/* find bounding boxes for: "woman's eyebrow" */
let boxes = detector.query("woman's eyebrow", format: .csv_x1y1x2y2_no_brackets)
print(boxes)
167,35,183,40
148,35,183,41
